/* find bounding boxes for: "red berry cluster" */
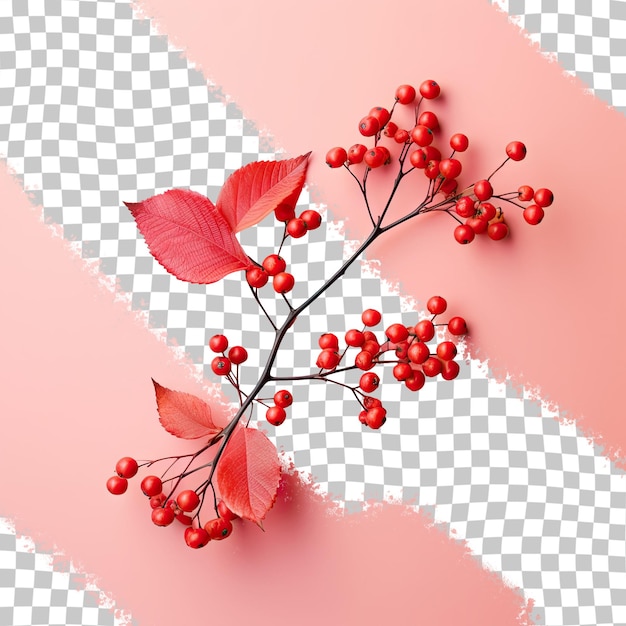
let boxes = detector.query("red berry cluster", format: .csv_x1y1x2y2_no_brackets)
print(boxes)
106,455,239,549
245,204,323,294
209,333,248,377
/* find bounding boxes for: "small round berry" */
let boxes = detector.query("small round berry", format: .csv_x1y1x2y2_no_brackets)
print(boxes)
209,334,228,353
325,146,347,168
422,357,442,377
369,106,391,128
441,360,460,380
385,323,409,343
217,500,238,521
205,517,233,540
273,272,295,294
424,160,440,179
405,371,426,392
141,475,163,497
450,133,469,152
359,372,380,393
266,405,287,427
418,111,439,131
366,406,387,429
523,204,545,225
151,506,176,527
394,128,410,143
415,319,435,342
363,396,382,409
517,185,534,202
474,179,493,201
228,345,248,365
439,177,458,196
176,512,193,526
116,457,139,479
477,202,497,222
364,146,388,168
419,79,441,99
347,143,368,164
318,333,339,351
362,339,380,355
262,254,287,276
345,329,365,347
454,223,475,245
487,222,509,240
149,493,167,509
393,362,413,381
316,349,340,370
246,266,268,288
410,124,434,147
427,296,447,315
439,158,462,179
286,217,307,238
395,84,416,104
383,121,399,138
358,410,368,424
358,115,380,137
211,356,232,376
362,309,382,327
184,527,210,549
274,203,295,222
506,141,526,161
355,350,374,370
437,341,457,361
107,475,128,495
410,149,428,169
176,489,200,513
273,390,293,408
300,209,322,230
466,216,488,235
455,196,475,218
534,188,554,208
448,317,468,336
408,341,430,365
424,146,442,161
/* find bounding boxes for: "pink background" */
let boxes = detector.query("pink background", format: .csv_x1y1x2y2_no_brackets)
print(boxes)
1,0,624,623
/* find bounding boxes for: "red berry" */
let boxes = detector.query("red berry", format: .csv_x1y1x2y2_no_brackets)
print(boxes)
273,390,293,408
107,475,128,495
345,329,365,347
316,349,340,370
205,517,233,540
362,339,380,355
266,405,287,426
363,396,382,409
410,149,428,169
211,356,232,376
487,222,509,240
273,272,295,294
365,406,387,429
405,371,426,391
534,188,554,208
476,202,497,222
286,217,307,238
454,223,475,244
395,84,416,104
506,141,526,161
474,179,493,201
184,527,210,549
466,216,488,235
176,489,200,513
347,143,367,164
325,146,347,168
415,319,435,342
318,333,339,350
422,357,442,377
393,362,413,381
441,360,460,380
450,133,469,152
523,204,545,225
176,511,194,526
116,457,139,479
424,160,440,179
246,266,268,288
228,345,248,365
358,410,368,424
369,106,391,128
419,79,441,99
418,111,439,130
262,254,287,276
385,323,409,343
209,334,228,353
149,493,167,509
364,146,388,168
518,185,534,202
359,115,380,137
359,372,380,393
427,296,447,315
394,128,410,143
448,316,468,336
362,309,382,327
423,146,442,162
151,506,175,527
274,203,295,222
408,341,430,364
439,178,458,196
395,340,409,361
355,350,374,370
141,475,163,497
439,158,462,179
383,121,399,138
437,341,457,361
410,124,434,147
300,209,322,230
217,500,238,522
455,196,475,218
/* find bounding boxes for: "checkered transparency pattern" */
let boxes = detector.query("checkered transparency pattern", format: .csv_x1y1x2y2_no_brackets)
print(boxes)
0,1,625,626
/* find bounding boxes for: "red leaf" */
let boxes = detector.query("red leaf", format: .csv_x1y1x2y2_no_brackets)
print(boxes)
125,189,252,284
153,380,222,440
215,427,281,524
216,153,311,232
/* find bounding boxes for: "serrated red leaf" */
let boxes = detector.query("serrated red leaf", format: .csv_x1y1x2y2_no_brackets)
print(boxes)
153,380,222,440
215,427,281,524
216,153,311,232
125,189,252,284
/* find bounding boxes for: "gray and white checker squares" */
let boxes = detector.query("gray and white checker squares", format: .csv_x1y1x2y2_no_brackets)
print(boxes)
0,1,625,625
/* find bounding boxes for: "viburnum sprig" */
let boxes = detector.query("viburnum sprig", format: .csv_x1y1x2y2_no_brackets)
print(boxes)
106,78,554,549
